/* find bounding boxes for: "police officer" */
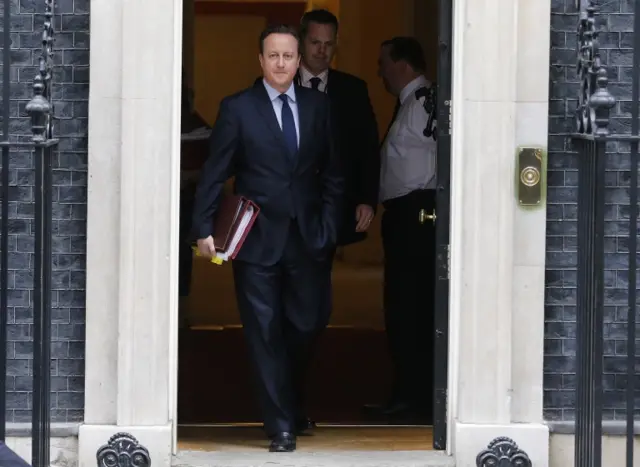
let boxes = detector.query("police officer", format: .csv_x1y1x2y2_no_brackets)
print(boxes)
367,37,437,421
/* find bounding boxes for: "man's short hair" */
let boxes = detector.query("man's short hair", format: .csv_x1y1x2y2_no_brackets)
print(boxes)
259,24,300,53
381,36,426,73
299,9,339,40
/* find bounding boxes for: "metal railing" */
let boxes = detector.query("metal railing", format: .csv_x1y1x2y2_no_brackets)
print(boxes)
0,0,57,466
572,1,640,466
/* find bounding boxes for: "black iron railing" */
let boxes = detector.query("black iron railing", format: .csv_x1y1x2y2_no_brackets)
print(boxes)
572,1,640,467
0,0,57,466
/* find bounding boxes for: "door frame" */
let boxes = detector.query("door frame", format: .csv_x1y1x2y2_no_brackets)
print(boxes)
168,0,464,455
432,0,453,451
170,0,465,455
80,0,553,462
445,0,466,454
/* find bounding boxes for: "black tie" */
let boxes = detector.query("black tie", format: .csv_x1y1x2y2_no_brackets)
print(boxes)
279,94,297,159
382,99,401,144
310,77,321,91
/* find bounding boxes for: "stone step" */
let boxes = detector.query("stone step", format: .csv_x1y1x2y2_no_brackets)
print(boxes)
173,450,455,467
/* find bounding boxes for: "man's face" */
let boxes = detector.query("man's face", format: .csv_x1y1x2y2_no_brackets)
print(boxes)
377,45,401,96
301,22,336,75
259,33,300,91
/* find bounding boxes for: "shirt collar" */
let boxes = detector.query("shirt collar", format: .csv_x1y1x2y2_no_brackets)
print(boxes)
299,65,329,86
263,79,297,103
399,75,429,105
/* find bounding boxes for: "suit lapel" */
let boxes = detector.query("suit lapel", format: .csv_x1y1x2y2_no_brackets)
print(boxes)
253,81,313,170
252,82,289,152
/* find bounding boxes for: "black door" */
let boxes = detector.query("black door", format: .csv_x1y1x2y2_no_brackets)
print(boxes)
432,0,452,451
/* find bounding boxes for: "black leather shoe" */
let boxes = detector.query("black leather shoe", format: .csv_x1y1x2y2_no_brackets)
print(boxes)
295,417,317,435
269,432,296,452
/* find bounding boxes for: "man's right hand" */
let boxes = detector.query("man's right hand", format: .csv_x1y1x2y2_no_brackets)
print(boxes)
196,235,216,258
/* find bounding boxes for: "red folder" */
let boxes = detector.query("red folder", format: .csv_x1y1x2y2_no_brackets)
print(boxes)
212,194,260,261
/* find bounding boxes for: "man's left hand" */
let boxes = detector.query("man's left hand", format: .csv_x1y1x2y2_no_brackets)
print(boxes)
355,204,375,232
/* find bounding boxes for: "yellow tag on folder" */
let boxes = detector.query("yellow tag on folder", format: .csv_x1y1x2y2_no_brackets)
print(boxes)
191,246,223,265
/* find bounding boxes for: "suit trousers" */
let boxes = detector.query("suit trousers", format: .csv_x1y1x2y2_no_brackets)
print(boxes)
319,247,336,331
232,220,326,436
381,189,436,411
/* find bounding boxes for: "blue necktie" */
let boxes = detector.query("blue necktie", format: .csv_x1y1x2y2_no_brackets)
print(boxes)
279,94,297,158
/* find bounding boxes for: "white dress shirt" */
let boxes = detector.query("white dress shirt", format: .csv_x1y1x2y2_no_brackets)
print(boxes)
299,65,329,93
263,79,300,145
379,75,437,203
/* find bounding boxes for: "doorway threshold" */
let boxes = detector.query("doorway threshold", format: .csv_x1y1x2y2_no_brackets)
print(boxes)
172,450,454,467
178,425,435,451
174,426,454,466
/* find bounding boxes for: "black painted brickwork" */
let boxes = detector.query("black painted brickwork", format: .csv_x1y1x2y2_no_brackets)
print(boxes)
545,0,638,421
0,0,88,423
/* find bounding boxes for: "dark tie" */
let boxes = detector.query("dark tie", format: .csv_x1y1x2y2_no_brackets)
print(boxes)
382,98,401,144
279,94,297,158
310,77,321,91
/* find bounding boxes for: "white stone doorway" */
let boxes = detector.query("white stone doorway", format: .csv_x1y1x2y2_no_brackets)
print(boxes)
176,0,450,453
79,0,552,465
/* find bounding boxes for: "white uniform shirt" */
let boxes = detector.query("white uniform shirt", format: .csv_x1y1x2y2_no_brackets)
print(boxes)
379,75,437,202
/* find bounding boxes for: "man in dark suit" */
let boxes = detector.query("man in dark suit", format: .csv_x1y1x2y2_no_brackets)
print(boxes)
297,9,380,247
191,24,343,453
296,10,380,350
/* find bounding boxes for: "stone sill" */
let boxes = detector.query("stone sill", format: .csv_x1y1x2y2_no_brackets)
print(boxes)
548,421,640,436
4,423,80,437
173,450,454,467
6,421,639,438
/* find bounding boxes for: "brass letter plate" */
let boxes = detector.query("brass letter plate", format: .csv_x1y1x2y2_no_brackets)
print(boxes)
517,147,543,206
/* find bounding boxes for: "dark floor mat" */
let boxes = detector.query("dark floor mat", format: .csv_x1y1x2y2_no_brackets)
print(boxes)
178,327,401,424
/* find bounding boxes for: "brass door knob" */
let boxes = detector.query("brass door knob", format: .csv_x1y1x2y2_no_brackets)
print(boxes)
419,208,436,225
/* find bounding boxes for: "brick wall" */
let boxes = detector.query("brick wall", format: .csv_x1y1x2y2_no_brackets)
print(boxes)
545,0,636,421
0,0,88,423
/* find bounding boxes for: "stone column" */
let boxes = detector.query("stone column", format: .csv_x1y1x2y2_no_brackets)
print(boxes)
79,0,183,464
83,0,123,428
511,0,551,425
449,0,550,464
454,0,519,427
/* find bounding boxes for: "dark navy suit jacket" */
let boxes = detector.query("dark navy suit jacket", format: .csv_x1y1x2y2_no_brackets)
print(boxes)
321,69,379,246
295,69,380,246
191,80,344,266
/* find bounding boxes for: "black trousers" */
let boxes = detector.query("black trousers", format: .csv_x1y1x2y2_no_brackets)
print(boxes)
381,189,436,411
319,247,336,331
232,221,325,436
